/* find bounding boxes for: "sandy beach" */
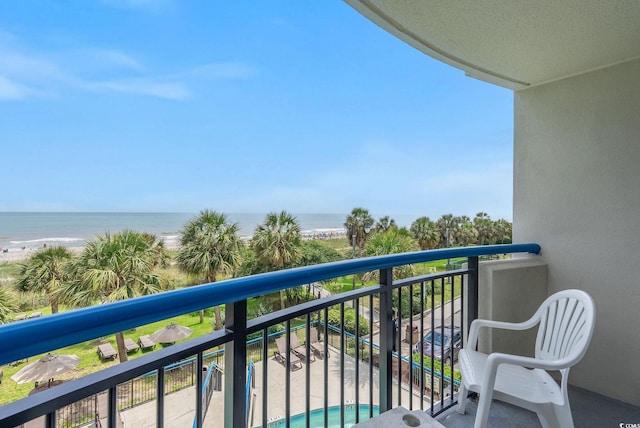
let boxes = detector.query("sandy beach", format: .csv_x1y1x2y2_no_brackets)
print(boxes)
0,247,85,264
0,230,347,265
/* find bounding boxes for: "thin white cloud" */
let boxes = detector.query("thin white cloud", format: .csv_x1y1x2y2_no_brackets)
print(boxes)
182,62,257,80
90,79,191,100
69,49,146,72
0,37,252,101
102,50,145,70
0,50,65,81
0,75,32,100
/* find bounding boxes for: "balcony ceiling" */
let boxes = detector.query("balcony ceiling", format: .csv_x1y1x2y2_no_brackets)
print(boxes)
345,0,640,90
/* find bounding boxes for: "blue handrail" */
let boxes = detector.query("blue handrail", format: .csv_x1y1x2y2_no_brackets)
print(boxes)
0,244,539,365
245,360,254,424
192,360,218,428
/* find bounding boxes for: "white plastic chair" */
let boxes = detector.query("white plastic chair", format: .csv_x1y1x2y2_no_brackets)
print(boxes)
456,289,595,428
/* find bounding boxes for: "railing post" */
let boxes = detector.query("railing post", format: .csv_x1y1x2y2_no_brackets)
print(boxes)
195,352,203,428
467,256,479,339
224,299,247,428
378,267,393,412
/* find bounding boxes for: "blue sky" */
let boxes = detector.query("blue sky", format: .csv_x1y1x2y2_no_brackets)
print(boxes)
0,1,514,221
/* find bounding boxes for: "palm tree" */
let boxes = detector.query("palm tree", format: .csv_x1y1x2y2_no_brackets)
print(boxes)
456,222,480,247
362,229,419,282
473,212,493,245
65,230,167,363
493,219,513,244
344,207,375,253
16,246,74,314
176,210,243,329
252,211,302,310
435,214,457,248
0,287,16,324
410,216,440,250
374,216,397,234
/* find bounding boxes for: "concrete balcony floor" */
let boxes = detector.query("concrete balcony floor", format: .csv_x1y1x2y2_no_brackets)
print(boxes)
436,385,640,428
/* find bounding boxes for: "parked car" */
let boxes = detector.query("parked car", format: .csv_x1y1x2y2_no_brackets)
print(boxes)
413,326,462,364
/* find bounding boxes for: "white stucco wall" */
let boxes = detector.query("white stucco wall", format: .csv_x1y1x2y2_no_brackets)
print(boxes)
476,258,547,357
514,58,640,406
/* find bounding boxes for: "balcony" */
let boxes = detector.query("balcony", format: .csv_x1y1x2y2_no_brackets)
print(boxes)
1,244,638,427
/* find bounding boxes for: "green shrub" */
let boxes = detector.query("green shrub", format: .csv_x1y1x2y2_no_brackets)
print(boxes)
393,282,443,318
411,352,461,383
327,308,369,336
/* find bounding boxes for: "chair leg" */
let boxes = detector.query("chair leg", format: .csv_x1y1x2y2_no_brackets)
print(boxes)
474,391,493,428
554,404,574,428
535,402,575,428
456,383,468,414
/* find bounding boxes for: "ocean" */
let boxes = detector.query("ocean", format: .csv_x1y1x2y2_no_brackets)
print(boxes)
0,212,349,251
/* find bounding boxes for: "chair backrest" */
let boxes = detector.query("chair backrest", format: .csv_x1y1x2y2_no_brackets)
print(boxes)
275,337,286,353
309,327,322,343
290,333,302,349
534,289,595,366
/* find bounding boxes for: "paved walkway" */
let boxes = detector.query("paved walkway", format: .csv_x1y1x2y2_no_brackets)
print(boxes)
120,386,224,428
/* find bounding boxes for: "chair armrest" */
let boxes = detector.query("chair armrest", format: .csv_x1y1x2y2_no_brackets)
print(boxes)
467,316,540,349
486,352,569,371
479,352,569,394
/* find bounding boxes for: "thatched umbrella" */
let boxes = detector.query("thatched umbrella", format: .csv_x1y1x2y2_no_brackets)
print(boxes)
11,353,81,384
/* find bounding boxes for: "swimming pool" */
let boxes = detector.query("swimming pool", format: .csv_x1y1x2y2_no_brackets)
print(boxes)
263,404,380,428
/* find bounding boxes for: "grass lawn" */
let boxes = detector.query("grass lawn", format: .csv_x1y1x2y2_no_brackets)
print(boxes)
0,309,218,405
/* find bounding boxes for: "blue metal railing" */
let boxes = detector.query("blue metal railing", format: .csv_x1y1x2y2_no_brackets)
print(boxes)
0,244,539,365
0,243,540,428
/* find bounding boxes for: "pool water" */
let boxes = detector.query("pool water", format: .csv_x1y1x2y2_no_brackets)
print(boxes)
265,404,380,428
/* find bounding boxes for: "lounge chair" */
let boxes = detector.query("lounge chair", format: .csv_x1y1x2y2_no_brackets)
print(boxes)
97,343,118,361
309,327,329,359
274,337,303,371
28,312,42,319
124,338,139,353
138,335,156,350
290,333,316,363
14,314,27,321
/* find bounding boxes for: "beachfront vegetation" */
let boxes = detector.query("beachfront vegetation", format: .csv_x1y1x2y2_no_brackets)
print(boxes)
0,286,16,323
62,230,169,363
252,210,302,310
176,210,243,329
410,216,440,250
361,227,419,283
297,240,342,267
373,215,397,234
344,207,375,252
15,246,73,314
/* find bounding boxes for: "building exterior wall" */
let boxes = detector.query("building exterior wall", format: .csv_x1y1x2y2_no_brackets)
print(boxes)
514,58,640,406
476,258,547,358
